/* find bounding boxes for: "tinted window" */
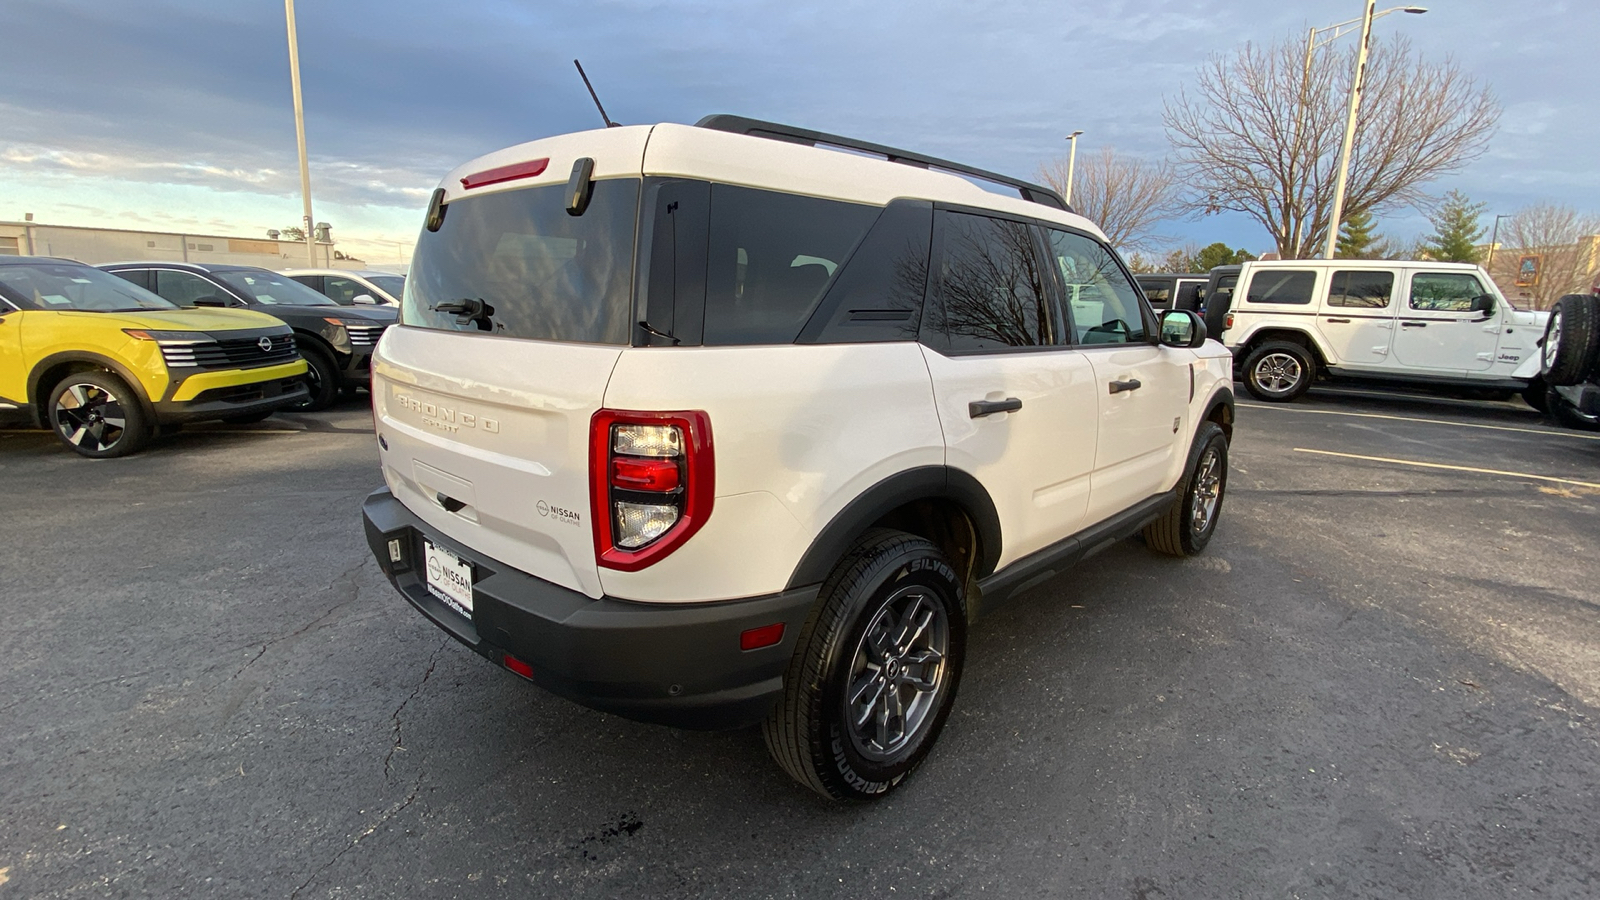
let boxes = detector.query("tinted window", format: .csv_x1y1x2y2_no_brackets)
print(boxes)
933,213,1052,352
641,179,710,346
368,275,405,298
154,270,231,306
405,179,638,343
702,185,878,345
1328,270,1394,309
1137,278,1173,307
1045,228,1147,345
1410,272,1487,312
1246,269,1316,304
215,270,338,306
0,264,175,311
800,200,932,344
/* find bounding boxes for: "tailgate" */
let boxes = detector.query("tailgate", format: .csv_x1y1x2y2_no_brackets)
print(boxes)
372,326,620,598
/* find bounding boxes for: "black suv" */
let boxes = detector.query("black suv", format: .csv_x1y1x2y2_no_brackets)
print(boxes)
100,262,396,411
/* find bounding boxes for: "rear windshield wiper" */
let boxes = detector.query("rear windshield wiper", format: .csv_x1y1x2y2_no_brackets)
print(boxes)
432,298,495,331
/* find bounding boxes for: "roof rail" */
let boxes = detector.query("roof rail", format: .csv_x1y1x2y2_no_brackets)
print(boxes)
694,114,1072,213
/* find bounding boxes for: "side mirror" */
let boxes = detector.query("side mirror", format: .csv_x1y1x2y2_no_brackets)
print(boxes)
1471,294,1496,315
1159,309,1208,348
192,296,228,308
351,294,377,305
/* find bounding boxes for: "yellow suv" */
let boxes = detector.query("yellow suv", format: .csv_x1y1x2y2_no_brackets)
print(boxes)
0,257,309,458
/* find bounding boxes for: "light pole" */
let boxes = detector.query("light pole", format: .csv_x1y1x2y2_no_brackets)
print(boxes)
1064,130,1083,206
1314,4,1427,259
284,0,316,267
1486,213,1512,272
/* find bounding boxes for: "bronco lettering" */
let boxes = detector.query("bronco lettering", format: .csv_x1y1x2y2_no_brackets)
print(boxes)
394,392,500,434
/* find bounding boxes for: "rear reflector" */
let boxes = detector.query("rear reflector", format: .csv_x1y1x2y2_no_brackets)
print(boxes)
503,654,534,679
739,623,785,651
461,158,550,190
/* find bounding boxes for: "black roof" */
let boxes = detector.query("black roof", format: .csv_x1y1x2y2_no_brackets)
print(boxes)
98,261,263,274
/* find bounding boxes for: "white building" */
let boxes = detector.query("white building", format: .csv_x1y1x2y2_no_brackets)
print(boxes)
0,218,363,269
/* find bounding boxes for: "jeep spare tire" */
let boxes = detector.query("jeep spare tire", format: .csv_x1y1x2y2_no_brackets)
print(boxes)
1540,294,1600,386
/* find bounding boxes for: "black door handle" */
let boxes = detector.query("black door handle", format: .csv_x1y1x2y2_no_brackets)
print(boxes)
969,398,1022,418
1108,379,1142,394
1401,321,1427,328
435,492,467,513
1324,317,1351,324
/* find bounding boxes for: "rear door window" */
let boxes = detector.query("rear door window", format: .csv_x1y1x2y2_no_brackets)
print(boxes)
798,199,932,344
1245,269,1316,304
928,212,1054,352
154,270,231,306
404,179,639,344
1328,271,1394,309
701,185,878,345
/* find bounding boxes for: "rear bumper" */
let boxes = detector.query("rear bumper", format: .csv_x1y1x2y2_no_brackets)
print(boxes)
361,488,819,730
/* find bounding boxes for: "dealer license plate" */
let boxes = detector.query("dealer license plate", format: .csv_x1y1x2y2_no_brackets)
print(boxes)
423,540,474,617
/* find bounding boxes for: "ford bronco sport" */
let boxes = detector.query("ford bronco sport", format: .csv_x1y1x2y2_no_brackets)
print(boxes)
361,116,1235,800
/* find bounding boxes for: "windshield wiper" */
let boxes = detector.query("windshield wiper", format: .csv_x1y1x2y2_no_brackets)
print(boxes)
432,298,495,331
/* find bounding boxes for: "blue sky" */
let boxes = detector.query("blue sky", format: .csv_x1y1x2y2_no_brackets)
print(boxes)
2,0,1595,265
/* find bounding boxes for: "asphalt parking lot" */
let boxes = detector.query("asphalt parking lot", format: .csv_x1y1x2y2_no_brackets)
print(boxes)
2,386,1598,899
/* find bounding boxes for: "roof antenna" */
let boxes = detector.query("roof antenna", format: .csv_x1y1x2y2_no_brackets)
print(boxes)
573,59,619,128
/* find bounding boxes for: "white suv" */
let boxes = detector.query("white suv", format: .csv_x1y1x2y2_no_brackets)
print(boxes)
360,116,1235,800
1204,259,1549,405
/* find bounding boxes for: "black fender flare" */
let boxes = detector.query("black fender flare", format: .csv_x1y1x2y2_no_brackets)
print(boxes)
1203,384,1235,437
27,351,155,427
784,465,1003,590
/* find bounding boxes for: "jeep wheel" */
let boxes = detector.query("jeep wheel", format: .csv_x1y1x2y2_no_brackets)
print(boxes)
763,529,965,801
48,370,151,459
1242,341,1315,402
1540,294,1600,387
1144,422,1228,556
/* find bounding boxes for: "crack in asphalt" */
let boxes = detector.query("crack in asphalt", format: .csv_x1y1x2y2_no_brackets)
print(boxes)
384,639,448,783
230,557,372,682
287,772,425,900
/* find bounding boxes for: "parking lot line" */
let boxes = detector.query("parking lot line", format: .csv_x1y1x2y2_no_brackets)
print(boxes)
1241,402,1600,441
1293,447,1600,489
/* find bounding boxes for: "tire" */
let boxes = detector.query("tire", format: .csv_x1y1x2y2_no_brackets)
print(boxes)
47,370,152,458
1550,393,1600,431
1144,422,1229,557
1202,288,1232,342
763,529,966,801
287,344,339,412
221,411,275,424
1540,294,1600,387
1522,379,1550,414
1242,340,1316,402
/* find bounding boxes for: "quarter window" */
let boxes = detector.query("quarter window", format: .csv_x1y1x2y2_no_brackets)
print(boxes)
1328,271,1394,309
1245,270,1316,305
702,184,878,345
1409,272,1488,312
933,212,1052,352
1045,228,1147,345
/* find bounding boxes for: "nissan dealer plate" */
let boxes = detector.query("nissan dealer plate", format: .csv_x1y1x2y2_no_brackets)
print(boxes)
423,540,474,617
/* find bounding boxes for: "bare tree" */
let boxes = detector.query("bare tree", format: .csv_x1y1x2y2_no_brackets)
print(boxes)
1164,34,1500,259
1490,203,1600,310
1038,147,1178,254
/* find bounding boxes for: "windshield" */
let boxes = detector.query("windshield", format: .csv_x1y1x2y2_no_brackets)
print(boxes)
216,270,338,306
0,264,176,312
369,275,405,298
404,178,638,343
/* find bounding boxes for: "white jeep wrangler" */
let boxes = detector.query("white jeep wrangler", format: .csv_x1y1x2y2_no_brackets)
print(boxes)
1203,259,1549,406
361,116,1235,800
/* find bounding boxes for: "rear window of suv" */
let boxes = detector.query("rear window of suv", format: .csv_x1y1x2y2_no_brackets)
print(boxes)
403,179,639,344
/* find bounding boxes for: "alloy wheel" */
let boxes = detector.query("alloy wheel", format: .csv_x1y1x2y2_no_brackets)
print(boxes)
1253,352,1303,394
1190,446,1223,534
843,586,951,761
53,382,128,453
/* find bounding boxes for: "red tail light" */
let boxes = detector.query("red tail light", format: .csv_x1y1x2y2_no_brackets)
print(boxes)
590,409,714,571
1224,312,1234,330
